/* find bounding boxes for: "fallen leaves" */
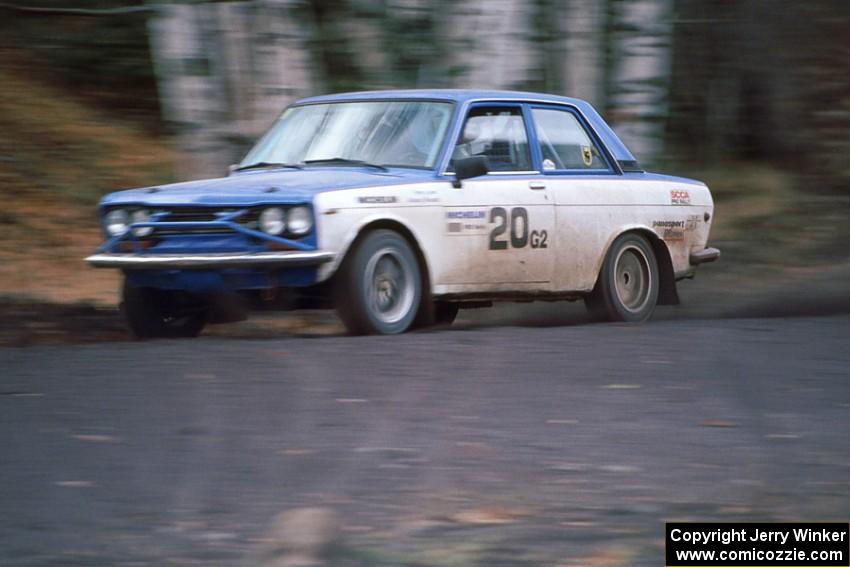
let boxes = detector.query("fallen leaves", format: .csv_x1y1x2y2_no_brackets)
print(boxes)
699,420,737,428
448,507,528,525
71,434,118,443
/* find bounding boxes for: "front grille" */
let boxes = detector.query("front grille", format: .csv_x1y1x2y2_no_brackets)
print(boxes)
148,207,258,236
162,208,225,223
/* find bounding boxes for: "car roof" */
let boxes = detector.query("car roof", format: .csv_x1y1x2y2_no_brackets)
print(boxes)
293,89,638,167
296,88,586,105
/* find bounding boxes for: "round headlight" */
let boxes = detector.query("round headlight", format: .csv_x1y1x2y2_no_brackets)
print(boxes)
287,206,313,236
130,209,154,237
104,208,129,236
259,207,286,235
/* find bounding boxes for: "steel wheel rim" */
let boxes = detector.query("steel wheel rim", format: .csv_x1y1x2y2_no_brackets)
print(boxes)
614,245,651,313
364,247,415,325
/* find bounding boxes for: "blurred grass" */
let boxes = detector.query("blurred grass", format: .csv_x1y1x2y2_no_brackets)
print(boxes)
0,48,176,205
0,50,178,304
686,163,850,270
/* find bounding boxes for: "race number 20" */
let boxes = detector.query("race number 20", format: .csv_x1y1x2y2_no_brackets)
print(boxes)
489,207,547,250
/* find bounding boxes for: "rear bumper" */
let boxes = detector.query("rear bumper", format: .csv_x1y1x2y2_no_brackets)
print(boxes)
689,247,721,266
86,250,334,270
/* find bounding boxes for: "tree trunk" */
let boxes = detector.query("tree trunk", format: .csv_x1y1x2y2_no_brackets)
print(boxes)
605,0,673,165
147,1,316,177
446,0,534,90
561,0,605,108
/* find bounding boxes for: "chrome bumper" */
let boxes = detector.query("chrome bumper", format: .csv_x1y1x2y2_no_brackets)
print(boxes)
689,247,721,266
86,251,334,270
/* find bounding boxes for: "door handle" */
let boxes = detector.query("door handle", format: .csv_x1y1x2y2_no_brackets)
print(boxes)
529,181,546,190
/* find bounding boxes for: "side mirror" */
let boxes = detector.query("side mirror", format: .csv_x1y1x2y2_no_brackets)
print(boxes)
227,164,238,175
452,156,489,188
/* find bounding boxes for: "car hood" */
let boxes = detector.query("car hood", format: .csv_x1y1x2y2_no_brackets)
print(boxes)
100,168,434,207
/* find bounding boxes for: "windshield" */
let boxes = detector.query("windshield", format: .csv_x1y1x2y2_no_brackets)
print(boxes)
240,101,454,170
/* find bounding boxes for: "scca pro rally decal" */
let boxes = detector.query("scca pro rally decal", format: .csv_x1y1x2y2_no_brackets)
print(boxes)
670,189,691,205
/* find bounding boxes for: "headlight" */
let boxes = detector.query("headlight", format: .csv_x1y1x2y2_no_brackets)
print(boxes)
104,208,129,236
130,209,153,237
259,207,286,235
286,206,313,235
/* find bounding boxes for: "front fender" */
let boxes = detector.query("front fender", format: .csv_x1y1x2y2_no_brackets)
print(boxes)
316,210,434,286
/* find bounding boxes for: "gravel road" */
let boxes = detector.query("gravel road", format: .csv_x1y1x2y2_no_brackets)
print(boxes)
2,314,850,566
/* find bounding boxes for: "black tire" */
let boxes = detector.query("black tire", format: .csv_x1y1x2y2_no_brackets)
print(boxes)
433,301,459,326
122,279,209,339
334,230,422,335
584,233,659,323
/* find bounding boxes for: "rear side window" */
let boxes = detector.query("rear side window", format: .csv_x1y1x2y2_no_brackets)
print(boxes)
451,106,531,172
531,108,608,171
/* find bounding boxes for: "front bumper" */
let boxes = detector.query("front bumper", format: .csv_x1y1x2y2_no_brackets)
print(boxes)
86,250,334,270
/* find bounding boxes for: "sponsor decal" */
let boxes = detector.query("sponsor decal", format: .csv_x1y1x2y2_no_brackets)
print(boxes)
661,228,684,241
686,214,700,231
446,210,486,220
542,158,556,170
444,207,549,248
670,189,691,205
358,196,397,204
445,209,487,235
653,220,685,229
409,189,440,203
653,219,685,241
581,145,593,167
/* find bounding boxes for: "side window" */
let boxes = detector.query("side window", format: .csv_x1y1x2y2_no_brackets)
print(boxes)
531,108,608,171
451,106,531,172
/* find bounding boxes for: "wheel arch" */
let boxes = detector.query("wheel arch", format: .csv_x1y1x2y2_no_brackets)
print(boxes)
334,216,433,296
593,226,679,306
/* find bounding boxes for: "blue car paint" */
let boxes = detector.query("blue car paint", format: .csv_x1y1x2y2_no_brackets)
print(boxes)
96,168,436,293
95,89,703,295
126,266,319,293
621,171,706,187
101,167,434,207
294,89,639,167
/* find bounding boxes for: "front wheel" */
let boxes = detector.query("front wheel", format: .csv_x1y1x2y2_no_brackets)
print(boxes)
334,230,422,335
122,279,209,339
585,233,659,323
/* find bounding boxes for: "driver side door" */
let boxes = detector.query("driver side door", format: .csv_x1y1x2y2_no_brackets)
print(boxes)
436,103,555,292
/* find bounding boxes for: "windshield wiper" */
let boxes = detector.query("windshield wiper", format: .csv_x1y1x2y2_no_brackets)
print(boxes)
234,161,303,172
303,157,389,172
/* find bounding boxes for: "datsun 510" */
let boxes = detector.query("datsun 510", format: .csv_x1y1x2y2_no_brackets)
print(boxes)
87,90,719,337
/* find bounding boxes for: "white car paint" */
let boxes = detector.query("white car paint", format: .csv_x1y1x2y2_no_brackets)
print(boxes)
313,173,714,299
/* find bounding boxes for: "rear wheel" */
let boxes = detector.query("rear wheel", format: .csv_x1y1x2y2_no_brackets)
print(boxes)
122,279,209,339
585,233,659,323
335,230,422,335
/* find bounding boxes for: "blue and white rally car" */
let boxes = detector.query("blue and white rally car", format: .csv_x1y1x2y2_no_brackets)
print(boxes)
87,90,719,337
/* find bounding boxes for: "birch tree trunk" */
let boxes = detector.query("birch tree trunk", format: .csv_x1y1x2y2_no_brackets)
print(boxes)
446,0,534,90
561,0,605,108
147,0,315,178
249,0,315,132
147,2,232,178
605,0,673,165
